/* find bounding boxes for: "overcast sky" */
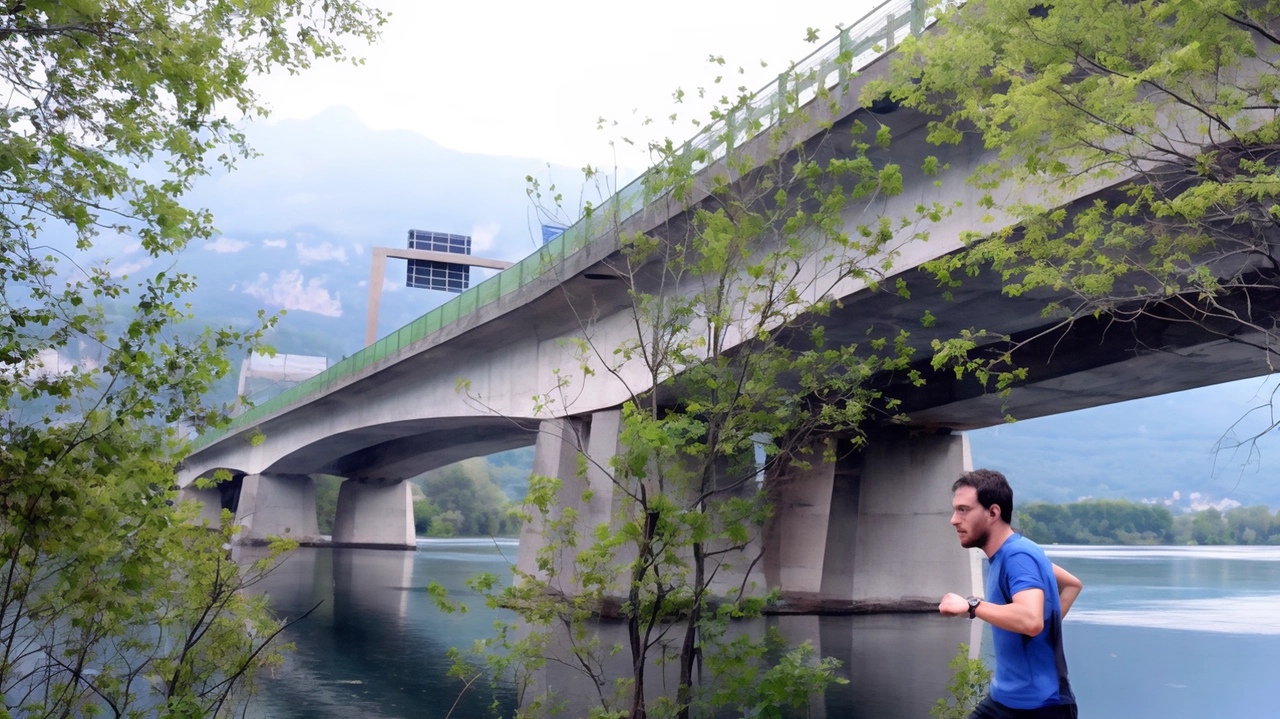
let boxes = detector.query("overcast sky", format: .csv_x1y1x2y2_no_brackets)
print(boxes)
249,0,881,169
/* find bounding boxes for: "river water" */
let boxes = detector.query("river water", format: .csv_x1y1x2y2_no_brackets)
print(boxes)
248,541,1280,718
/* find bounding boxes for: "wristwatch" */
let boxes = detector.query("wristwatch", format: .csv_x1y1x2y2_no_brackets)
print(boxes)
966,596,982,619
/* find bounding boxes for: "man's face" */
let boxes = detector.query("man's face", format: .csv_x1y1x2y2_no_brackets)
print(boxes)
951,485,995,549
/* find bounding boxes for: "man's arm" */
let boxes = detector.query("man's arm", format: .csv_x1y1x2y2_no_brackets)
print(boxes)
939,590,1045,636
1052,563,1082,617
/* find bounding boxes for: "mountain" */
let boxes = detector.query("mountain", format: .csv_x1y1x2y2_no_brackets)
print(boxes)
968,377,1280,512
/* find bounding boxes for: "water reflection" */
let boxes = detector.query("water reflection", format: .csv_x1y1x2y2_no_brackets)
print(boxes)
244,541,973,719
246,543,519,718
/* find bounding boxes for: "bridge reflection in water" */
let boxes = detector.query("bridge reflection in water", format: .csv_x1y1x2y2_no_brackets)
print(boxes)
239,543,973,719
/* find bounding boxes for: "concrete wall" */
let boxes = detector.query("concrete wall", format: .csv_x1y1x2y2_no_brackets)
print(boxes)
764,432,982,612
177,485,224,526
764,444,838,598
854,432,979,604
514,412,634,595
234,473,322,545
332,479,415,549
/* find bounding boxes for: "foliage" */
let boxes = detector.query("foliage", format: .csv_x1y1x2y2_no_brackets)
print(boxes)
1018,499,1175,544
416,458,522,537
414,498,445,536
930,644,991,719
1019,500,1280,545
870,0,1280,422
0,421,304,717
315,474,345,534
451,31,946,717
488,447,536,502
0,0,384,716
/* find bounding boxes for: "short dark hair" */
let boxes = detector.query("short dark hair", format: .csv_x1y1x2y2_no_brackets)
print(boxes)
953,469,1013,525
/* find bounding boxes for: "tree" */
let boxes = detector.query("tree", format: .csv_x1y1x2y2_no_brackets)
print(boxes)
1192,507,1230,544
446,37,945,717
419,458,522,536
870,0,1280,435
1020,500,1175,544
1224,504,1275,543
0,1,384,715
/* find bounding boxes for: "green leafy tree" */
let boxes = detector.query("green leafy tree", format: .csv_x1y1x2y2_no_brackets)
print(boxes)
1021,500,1176,544
414,497,444,535
872,0,1280,433
419,457,521,536
315,474,345,534
1224,505,1275,544
0,1,384,716
447,36,945,717
931,645,991,719
1192,507,1231,545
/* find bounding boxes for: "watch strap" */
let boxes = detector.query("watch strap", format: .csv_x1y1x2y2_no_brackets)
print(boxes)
966,596,982,619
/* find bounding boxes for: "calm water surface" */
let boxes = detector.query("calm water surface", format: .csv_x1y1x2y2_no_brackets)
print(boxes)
249,542,1280,718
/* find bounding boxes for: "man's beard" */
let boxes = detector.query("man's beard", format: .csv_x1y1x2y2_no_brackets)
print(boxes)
959,528,989,549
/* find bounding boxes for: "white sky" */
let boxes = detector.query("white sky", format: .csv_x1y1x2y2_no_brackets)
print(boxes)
251,0,880,169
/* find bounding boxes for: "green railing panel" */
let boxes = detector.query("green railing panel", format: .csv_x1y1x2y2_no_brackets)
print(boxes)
478,275,500,305
426,308,442,335
441,300,459,326
500,264,520,296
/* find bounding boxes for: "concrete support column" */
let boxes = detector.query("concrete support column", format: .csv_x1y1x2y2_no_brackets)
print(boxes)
764,441,860,610
332,479,415,550
515,410,629,594
764,432,982,613
852,431,981,607
515,416,587,589
763,445,837,603
234,473,322,545
177,484,225,526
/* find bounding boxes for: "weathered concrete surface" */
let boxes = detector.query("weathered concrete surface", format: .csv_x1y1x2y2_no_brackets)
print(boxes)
517,409,769,602
764,445,839,598
853,432,979,605
765,432,982,613
331,479,415,550
177,485,224,526
234,473,322,545
513,410,636,594
515,417,584,587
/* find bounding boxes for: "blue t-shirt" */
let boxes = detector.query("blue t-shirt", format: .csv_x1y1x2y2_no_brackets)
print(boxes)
986,533,1075,710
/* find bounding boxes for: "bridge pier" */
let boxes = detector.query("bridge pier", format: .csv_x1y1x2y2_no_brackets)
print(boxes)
764,431,983,612
177,484,225,526
234,473,324,545
332,479,416,550
518,416,980,612
515,412,627,593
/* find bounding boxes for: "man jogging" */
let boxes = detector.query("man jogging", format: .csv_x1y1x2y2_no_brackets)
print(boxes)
939,469,1083,719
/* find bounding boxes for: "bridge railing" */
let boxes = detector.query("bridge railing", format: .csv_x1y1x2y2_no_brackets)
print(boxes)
188,0,941,453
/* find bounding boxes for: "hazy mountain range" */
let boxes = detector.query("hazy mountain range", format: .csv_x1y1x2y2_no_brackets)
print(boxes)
81,107,1280,511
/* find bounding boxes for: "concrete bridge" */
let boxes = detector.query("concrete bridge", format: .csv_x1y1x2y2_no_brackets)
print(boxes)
179,0,1277,612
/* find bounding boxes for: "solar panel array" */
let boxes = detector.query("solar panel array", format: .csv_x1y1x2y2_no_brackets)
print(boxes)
407,260,470,292
408,230,471,254
406,229,472,293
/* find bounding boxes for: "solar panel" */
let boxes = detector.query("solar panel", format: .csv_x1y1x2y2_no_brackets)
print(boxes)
406,260,471,292
406,229,472,292
407,229,471,255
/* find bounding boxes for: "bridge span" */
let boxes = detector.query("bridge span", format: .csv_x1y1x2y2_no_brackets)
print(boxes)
179,0,1277,612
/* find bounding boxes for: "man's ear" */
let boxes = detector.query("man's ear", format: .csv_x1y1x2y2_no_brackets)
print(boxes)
989,504,1002,522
